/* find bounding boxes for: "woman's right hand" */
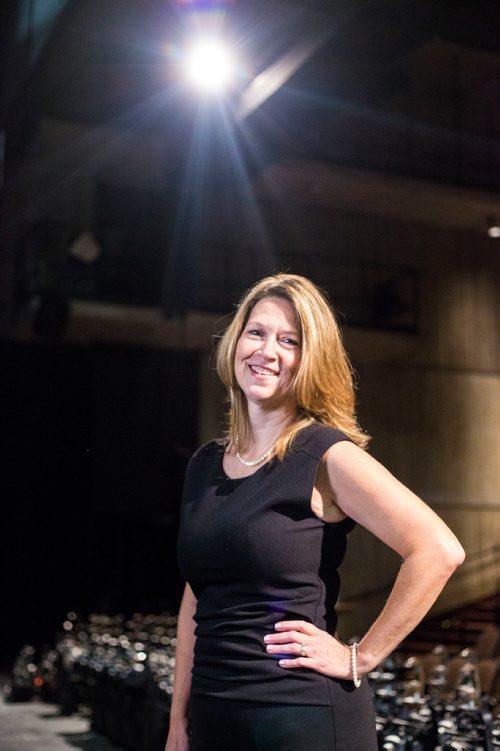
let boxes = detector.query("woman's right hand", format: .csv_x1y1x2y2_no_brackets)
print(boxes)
164,723,189,751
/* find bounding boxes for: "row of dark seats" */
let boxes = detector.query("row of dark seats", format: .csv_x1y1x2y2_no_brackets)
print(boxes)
369,646,500,749
6,612,176,751
5,613,500,750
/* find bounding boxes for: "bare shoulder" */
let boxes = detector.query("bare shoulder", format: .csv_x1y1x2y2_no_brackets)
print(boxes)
324,439,397,490
322,440,463,561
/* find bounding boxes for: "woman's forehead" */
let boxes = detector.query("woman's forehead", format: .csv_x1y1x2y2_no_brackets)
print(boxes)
249,296,299,325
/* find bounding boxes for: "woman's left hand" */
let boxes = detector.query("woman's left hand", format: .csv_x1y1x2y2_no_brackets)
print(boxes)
263,620,351,678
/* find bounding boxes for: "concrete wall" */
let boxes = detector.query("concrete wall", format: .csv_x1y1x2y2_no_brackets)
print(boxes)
326,218,498,637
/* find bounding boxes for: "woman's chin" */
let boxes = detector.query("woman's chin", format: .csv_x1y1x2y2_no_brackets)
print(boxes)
245,391,294,412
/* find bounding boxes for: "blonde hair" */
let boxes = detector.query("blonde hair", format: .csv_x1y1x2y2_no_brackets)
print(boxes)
216,273,370,458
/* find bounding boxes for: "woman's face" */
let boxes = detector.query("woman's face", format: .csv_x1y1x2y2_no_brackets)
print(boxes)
234,296,301,411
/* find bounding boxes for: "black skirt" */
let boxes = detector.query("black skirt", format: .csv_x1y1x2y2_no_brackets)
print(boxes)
189,678,378,751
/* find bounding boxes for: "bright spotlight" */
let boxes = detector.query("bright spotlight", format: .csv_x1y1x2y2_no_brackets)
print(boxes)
185,40,234,93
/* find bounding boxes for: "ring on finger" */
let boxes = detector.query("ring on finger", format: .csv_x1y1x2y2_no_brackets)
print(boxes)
299,644,307,657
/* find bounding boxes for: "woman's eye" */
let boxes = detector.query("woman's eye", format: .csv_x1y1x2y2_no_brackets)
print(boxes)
282,337,299,347
248,329,261,336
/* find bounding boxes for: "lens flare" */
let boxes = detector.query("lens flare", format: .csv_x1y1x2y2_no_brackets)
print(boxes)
185,39,234,93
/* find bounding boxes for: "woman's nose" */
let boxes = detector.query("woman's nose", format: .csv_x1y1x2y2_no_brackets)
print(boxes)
258,338,277,358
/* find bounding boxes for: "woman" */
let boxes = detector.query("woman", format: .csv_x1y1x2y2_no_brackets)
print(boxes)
166,274,464,750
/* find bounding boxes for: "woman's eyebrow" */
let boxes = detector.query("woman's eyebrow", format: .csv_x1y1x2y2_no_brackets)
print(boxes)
247,319,300,336
246,319,267,329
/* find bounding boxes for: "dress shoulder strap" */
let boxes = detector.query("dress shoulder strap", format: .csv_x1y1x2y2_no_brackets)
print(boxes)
292,423,352,461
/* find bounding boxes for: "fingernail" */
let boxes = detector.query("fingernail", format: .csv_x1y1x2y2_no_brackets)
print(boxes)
275,622,282,629
263,635,270,643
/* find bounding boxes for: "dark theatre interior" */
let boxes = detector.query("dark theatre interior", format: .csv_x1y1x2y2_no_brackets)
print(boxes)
0,0,499,748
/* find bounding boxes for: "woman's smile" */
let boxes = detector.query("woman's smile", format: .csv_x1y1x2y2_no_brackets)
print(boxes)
234,296,301,408
248,364,278,377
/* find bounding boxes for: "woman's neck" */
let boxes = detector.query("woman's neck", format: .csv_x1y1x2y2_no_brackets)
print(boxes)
245,403,295,451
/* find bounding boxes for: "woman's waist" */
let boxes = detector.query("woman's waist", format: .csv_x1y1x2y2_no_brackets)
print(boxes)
191,641,336,705
192,637,323,682
194,595,327,635
193,629,268,662
192,622,325,670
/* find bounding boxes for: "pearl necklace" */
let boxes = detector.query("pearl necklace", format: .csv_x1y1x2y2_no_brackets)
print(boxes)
235,436,275,467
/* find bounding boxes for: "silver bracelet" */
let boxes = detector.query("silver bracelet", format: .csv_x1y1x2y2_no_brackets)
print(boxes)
349,643,362,688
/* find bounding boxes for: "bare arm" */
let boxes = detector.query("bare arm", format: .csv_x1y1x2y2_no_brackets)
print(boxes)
264,441,465,678
327,441,465,673
165,583,197,751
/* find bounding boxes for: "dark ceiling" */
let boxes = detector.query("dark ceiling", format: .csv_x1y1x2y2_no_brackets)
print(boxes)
3,0,500,129
1,0,500,323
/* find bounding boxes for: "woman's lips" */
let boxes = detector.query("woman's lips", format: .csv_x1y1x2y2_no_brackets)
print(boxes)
249,364,278,376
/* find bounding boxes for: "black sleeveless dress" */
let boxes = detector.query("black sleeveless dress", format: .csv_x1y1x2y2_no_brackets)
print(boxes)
177,424,377,750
